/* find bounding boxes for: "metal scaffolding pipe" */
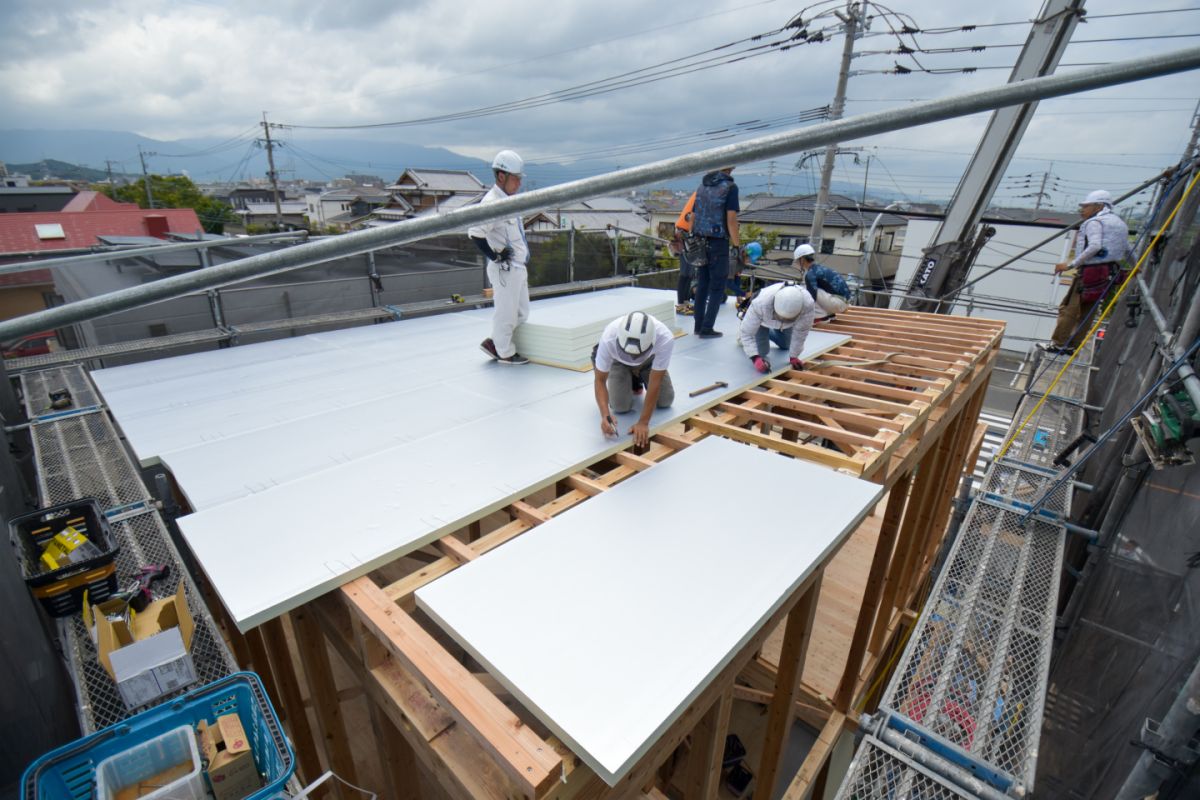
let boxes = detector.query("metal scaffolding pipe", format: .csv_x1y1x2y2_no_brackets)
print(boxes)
1115,654,1200,799
1,46,1199,342
0,230,308,275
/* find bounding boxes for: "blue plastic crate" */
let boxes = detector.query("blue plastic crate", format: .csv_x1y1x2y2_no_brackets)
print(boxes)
22,672,294,800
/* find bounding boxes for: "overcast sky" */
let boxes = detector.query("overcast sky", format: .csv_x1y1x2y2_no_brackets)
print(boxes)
2,0,1198,208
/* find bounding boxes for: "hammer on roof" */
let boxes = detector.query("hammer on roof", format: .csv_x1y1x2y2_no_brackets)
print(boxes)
689,380,728,398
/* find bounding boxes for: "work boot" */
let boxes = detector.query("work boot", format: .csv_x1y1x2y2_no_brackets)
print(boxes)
698,330,723,339
497,352,530,365
480,338,499,360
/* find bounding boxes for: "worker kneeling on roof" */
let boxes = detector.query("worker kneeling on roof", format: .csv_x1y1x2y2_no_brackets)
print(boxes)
738,283,816,374
793,243,851,319
593,311,676,449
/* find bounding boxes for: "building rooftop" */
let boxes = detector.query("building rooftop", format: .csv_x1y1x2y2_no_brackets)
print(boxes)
389,169,485,194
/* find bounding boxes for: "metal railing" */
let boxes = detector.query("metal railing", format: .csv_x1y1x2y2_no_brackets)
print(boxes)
0,46,1198,342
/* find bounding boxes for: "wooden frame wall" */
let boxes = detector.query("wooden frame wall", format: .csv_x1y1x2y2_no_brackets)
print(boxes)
224,308,1003,800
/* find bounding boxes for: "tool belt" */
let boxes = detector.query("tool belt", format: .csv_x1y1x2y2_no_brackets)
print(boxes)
1078,261,1118,303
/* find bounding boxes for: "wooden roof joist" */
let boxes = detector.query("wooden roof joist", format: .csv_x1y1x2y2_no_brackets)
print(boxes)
248,307,1004,800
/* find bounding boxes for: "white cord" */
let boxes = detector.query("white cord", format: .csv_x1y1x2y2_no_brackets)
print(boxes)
291,771,378,800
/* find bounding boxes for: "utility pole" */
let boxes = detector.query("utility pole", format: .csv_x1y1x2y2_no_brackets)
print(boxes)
860,153,872,204
137,146,155,208
105,160,116,188
262,112,284,229
809,0,862,248
767,160,776,195
1034,162,1054,209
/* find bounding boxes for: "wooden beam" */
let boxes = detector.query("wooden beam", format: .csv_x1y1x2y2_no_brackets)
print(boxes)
614,450,657,471
242,626,284,722
435,535,477,563
834,472,911,713
763,379,922,416
563,473,608,496
780,712,847,800
510,500,551,526
343,577,561,798
743,390,907,432
754,574,823,800
684,687,733,800
260,616,323,788
291,605,360,798
716,402,886,450
690,417,864,473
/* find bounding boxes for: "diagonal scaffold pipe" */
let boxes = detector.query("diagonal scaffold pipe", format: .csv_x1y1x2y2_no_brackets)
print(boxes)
2,45,1200,342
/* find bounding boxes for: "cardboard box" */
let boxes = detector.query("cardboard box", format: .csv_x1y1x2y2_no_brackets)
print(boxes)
198,713,262,800
112,760,195,800
88,582,198,708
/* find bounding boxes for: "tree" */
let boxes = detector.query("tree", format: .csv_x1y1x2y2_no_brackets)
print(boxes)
739,222,779,257
102,175,237,234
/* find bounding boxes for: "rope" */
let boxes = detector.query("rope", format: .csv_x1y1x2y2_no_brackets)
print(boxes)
995,168,1200,462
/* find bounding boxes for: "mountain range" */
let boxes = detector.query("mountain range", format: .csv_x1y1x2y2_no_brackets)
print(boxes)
0,128,878,198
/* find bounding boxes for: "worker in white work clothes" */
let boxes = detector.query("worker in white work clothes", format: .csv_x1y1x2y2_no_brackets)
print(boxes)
738,283,816,374
1045,189,1132,353
470,149,531,366
594,311,676,448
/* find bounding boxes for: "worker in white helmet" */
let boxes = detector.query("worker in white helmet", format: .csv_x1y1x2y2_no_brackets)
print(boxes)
793,243,852,319
1045,189,1131,353
593,311,676,448
738,283,817,373
469,149,531,365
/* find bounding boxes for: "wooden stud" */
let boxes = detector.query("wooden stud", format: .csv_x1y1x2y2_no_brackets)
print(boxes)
780,712,847,800
291,605,360,798
243,627,285,722
613,450,657,471
833,472,911,713
344,578,561,798
260,617,323,788
435,535,477,564
689,417,864,473
510,500,551,526
563,473,607,496
754,573,823,800
683,686,733,800
716,402,886,450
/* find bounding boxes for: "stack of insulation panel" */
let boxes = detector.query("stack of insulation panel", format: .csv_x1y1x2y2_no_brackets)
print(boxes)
512,286,679,370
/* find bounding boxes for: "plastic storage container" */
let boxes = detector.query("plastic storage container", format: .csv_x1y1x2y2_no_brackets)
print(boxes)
21,673,294,800
9,497,119,616
95,725,204,800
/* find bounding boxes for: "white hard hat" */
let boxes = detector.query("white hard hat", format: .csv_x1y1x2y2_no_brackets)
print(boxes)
1081,190,1112,206
793,243,816,260
773,285,813,320
616,311,655,357
816,288,850,315
492,149,524,176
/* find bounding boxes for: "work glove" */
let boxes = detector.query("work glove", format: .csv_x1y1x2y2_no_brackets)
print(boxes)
790,358,805,371
753,355,771,374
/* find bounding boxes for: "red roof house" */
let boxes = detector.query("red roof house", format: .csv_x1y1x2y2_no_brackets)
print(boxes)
0,194,204,257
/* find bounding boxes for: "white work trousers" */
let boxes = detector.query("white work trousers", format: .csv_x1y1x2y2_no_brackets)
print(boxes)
487,262,530,358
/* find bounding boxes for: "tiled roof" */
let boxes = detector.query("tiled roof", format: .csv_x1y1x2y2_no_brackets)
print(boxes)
389,169,485,193
739,194,908,227
61,191,136,212
0,207,204,255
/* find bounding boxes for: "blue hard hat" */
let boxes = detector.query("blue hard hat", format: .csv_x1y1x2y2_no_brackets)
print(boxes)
745,241,762,264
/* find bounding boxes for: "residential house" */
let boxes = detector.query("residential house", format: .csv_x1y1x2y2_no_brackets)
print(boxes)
235,201,309,230
388,169,485,214
0,191,202,320
221,186,276,210
525,197,651,242
0,186,76,213
737,194,909,279
305,188,394,231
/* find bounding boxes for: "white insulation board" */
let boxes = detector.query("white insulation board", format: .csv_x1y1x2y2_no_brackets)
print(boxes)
91,287,849,630
417,435,884,786
513,290,677,369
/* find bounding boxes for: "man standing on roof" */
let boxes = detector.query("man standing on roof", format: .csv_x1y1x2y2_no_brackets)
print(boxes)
689,166,740,338
470,150,531,365
594,311,676,449
738,284,817,374
1045,190,1131,354
793,243,851,319
672,192,697,315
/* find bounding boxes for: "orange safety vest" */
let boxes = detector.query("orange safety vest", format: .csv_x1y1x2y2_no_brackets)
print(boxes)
674,192,697,233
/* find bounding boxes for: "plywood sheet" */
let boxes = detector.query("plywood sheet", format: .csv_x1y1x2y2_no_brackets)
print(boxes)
416,436,884,785
92,288,850,630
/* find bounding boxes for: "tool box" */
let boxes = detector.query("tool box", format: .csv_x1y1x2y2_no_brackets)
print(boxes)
9,497,120,617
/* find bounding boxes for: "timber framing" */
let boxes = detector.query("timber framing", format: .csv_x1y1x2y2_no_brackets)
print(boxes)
215,307,1004,800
